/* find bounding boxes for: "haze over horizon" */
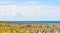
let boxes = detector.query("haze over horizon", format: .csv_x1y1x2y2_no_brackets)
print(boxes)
0,0,60,21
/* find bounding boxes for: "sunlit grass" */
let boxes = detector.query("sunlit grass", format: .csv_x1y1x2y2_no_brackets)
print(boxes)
0,21,60,33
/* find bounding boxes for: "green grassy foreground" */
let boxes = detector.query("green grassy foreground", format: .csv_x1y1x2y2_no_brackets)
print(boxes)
0,21,60,33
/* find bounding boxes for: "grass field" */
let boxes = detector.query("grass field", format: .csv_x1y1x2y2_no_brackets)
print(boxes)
0,21,60,33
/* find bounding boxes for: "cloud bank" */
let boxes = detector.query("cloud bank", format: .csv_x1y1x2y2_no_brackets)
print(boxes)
0,1,60,21
0,5,60,21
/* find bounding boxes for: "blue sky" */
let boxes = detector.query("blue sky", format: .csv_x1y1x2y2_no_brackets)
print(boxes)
0,0,60,21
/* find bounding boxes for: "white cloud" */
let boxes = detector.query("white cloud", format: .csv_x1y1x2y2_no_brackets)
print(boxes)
0,2,9,4
23,1,38,5
0,0,15,4
0,1,60,20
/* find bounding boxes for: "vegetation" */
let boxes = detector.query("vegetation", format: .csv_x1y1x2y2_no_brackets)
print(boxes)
0,21,60,33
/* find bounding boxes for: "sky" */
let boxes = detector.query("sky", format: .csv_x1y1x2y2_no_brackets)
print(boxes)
0,0,60,21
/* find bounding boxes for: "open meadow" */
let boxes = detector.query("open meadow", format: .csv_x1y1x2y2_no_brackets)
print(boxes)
0,21,60,33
